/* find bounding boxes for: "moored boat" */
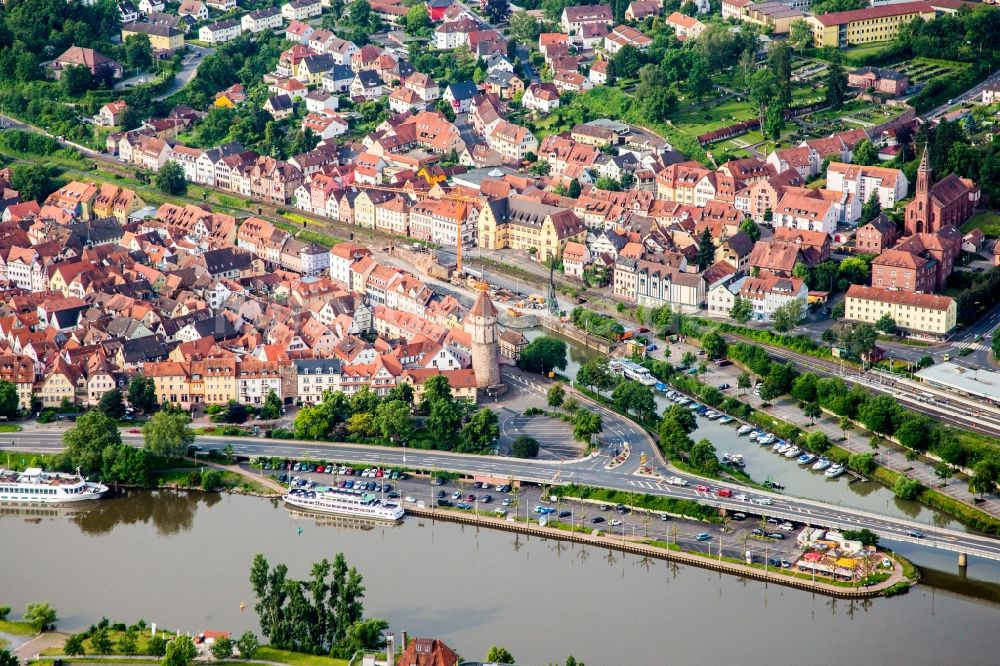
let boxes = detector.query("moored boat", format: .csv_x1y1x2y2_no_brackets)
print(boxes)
719,416,734,425
738,425,753,436
812,457,832,471
283,487,404,521
825,464,846,478
783,446,802,458
797,453,816,465
0,467,108,505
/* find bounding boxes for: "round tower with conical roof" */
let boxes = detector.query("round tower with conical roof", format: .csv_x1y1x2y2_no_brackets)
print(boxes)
466,287,501,388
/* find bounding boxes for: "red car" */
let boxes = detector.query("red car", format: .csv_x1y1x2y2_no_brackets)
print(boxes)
316,465,325,473
716,488,733,498
127,428,141,434
695,485,710,492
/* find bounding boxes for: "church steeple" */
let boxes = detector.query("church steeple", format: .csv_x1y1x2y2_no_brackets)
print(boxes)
916,148,931,197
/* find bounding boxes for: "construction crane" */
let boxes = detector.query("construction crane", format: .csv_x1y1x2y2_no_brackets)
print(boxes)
354,183,485,283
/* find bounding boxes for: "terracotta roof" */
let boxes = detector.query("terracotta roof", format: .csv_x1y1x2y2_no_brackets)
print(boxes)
846,284,953,311
468,289,496,318
812,1,932,25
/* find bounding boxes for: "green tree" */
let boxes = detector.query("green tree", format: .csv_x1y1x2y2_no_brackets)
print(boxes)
847,452,876,475
221,400,249,424
612,380,656,421
857,394,900,436
210,637,234,661
509,11,541,43
547,383,566,407
841,528,878,547
124,33,154,71
24,601,57,632
259,389,282,421
764,102,785,140
483,0,511,23
612,44,642,79
701,331,727,360
346,412,376,439
748,68,778,126
148,635,167,657
689,438,719,473
293,404,330,440
143,410,195,459
771,299,805,332
854,139,879,167
824,51,848,110
97,388,126,420
61,64,93,96
511,435,540,458
485,646,515,664
695,228,715,271
845,323,878,358
64,634,86,656
969,460,998,498
403,4,430,34
426,398,462,449
894,476,923,500
572,411,602,442
156,161,188,196
162,635,198,666
875,313,896,335
386,383,414,405
0,380,20,418
802,401,822,425
789,18,812,52
804,430,830,453
237,632,259,660
729,294,753,324
518,336,568,375
568,179,581,198
737,372,752,394
118,629,139,656
790,372,818,403
576,358,616,396
90,627,113,655
739,218,761,242
933,460,953,483
374,400,412,443
127,375,158,413
10,164,60,202
458,408,499,454
421,375,453,408
63,411,122,474
681,351,697,368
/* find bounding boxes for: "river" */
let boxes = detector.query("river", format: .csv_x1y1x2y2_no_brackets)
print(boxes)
2,491,1000,665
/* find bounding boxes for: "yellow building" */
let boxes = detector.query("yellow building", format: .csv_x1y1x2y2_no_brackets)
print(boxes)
122,23,185,52
807,1,935,48
845,285,956,336
478,196,586,263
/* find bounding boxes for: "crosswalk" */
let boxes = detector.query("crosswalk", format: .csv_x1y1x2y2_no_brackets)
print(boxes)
954,341,990,351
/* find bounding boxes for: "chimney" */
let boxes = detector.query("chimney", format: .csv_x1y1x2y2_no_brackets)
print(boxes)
386,632,395,664
400,631,407,653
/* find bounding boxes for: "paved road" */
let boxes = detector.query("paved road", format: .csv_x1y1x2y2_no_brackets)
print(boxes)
7,371,1000,562
923,66,1000,120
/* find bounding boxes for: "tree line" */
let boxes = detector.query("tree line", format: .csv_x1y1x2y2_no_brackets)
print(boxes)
292,376,499,454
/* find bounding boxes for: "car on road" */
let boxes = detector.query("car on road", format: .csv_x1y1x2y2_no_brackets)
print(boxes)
696,533,711,541
731,513,746,521
695,485,710,492
667,477,687,486
757,498,773,505
734,493,748,502
609,519,623,527
559,510,571,518
404,496,416,503
908,529,925,538
591,516,605,524
716,488,733,498
502,498,511,506
127,428,140,433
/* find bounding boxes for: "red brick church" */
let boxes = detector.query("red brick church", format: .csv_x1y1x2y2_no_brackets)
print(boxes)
904,150,979,235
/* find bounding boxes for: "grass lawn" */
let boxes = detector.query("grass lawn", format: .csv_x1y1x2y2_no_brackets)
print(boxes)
0,618,37,635
254,647,350,666
840,41,895,60
0,423,22,432
962,211,1000,237
669,96,758,137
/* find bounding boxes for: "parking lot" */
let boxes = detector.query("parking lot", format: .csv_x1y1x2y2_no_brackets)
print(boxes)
252,459,807,566
498,407,583,460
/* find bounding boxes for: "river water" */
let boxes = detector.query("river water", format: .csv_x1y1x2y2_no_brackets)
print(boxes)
2,491,1000,665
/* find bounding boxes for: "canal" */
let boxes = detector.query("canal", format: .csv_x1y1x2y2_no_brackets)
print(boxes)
2,491,1000,665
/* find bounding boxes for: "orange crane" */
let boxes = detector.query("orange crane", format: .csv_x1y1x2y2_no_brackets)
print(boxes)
354,183,484,280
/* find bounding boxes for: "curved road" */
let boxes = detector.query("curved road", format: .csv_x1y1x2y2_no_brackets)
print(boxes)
6,369,1000,563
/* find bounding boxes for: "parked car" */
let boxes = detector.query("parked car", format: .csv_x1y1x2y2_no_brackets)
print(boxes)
696,533,711,541
609,519,623,527
766,532,785,540
731,513,746,521
717,384,730,391
591,516,605,524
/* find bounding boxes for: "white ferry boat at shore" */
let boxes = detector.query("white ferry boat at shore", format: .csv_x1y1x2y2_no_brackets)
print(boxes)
0,467,108,504
283,487,405,521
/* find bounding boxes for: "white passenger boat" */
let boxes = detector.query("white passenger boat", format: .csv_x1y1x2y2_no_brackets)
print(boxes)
0,467,108,505
284,487,404,521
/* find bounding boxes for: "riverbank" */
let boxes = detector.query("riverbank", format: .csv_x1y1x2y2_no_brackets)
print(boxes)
404,505,914,599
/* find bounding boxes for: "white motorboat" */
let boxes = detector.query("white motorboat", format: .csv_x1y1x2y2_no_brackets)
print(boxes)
812,457,832,471
783,446,802,458
825,464,846,478
719,416,734,425
738,425,754,436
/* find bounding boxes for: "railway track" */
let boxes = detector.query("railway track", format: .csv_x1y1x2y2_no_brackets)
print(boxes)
722,334,1000,439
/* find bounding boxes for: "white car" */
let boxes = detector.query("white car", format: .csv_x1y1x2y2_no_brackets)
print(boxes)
779,522,794,531
494,507,507,516
404,496,416,503
609,519,623,527
667,477,688,486
734,493,748,502
757,498,773,506
502,498,511,506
